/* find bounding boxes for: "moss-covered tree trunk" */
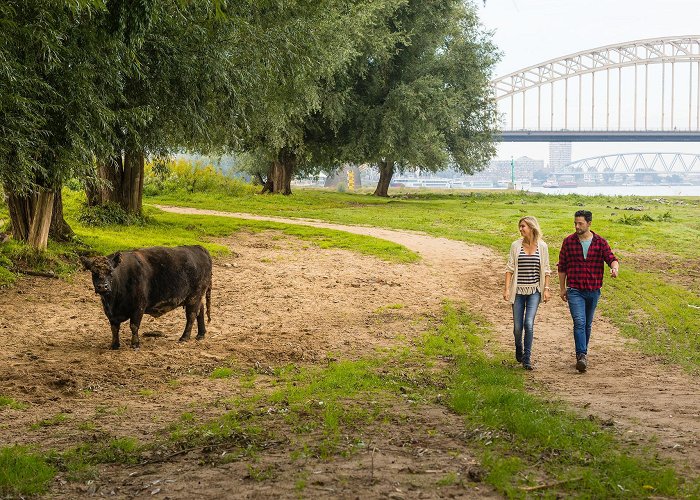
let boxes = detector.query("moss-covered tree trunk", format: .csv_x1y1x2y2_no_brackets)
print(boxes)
373,158,394,197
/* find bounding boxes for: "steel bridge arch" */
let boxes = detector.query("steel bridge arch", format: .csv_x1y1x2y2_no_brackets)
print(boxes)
493,36,700,99
492,36,700,136
559,152,700,174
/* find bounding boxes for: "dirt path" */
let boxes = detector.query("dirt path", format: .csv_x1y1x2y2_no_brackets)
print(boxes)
157,205,700,475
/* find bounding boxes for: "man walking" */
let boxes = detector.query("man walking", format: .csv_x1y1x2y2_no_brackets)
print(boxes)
558,210,619,372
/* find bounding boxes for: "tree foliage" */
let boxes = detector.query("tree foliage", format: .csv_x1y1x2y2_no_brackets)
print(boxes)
337,0,501,195
0,0,501,248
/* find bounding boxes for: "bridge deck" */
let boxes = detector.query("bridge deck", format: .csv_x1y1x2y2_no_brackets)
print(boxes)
500,131,700,142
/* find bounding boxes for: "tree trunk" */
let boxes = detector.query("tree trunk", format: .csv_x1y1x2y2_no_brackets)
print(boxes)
49,188,74,242
373,158,394,197
265,148,295,195
90,152,144,214
27,190,55,250
124,150,144,213
6,190,34,242
5,184,72,248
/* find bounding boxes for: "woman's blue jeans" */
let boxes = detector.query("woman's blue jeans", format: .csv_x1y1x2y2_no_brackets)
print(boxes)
512,291,541,364
566,288,601,355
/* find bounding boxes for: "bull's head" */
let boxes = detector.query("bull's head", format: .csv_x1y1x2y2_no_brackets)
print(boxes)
80,253,121,295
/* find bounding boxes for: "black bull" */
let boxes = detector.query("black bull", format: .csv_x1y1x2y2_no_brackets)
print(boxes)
81,245,212,349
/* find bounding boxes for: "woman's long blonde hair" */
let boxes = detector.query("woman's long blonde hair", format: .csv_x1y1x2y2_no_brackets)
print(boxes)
519,216,542,244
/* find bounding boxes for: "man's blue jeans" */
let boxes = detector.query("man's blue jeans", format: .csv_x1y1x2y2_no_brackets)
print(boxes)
512,291,541,364
566,288,601,355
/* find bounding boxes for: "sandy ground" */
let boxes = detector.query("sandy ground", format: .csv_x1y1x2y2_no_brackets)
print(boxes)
0,205,697,498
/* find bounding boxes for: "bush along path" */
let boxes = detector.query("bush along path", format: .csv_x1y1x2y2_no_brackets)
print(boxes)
156,205,700,479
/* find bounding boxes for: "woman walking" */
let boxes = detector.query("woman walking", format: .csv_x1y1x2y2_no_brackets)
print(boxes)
503,216,552,370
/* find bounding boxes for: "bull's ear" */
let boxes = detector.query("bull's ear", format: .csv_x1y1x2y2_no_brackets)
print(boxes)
109,252,121,268
79,256,93,271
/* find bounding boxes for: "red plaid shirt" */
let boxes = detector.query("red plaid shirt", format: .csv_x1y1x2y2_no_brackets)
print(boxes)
557,231,618,291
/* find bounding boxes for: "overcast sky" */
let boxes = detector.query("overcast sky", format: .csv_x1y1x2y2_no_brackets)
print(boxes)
476,0,700,161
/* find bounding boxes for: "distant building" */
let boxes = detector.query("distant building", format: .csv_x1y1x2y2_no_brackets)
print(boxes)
477,156,544,181
549,142,572,170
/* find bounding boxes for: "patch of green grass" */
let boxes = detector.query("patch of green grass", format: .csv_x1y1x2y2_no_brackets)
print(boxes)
77,421,96,431
0,396,28,410
268,359,392,456
166,408,266,455
601,269,700,369
138,388,156,397
436,472,459,487
423,303,694,497
211,367,234,379
56,437,142,482
294,470,309,492
246,463,276,481
92,438,141,464
0,446,55,496
240,372,257,389
31,413,68,430
180,412,195,423
374,303,405,314
0,238,77,286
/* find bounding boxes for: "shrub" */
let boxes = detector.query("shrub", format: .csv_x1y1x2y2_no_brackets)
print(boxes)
143,158,256,197
78,202,147,227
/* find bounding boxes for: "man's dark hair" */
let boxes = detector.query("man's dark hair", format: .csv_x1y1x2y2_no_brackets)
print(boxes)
575,210,592,222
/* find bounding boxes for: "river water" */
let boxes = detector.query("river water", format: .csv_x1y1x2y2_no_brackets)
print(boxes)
526,185,700,197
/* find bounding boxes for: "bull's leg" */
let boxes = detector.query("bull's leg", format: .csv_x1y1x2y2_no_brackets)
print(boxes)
129,311,144,349
110,322,121,350
179,303,198,342
195,302,206,340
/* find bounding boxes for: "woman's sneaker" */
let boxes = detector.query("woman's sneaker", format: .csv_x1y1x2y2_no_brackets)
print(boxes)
576,353,587,373
522,361,533,371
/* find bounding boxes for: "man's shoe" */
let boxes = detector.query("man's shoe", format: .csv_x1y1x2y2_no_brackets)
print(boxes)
576,353,587,373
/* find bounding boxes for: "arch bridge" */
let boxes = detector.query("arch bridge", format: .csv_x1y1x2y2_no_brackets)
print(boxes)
492,36,700,141
557,152,700,174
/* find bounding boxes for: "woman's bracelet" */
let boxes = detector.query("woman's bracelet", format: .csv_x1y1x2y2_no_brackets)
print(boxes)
544,286,551,290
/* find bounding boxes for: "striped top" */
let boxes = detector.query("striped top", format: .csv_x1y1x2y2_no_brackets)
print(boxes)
516,246,540,295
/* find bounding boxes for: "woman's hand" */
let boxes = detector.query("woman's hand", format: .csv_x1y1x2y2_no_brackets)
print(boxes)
503,289,509,301
543,288,551,303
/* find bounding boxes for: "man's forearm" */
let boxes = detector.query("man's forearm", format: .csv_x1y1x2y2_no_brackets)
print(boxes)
558,272,567,292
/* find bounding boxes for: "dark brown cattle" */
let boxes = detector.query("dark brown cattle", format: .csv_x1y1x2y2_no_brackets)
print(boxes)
80,245,212,349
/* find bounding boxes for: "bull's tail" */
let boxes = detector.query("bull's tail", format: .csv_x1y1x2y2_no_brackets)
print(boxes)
206,284,211,323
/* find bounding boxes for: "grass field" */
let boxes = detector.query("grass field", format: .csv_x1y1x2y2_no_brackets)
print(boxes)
147,187,700,373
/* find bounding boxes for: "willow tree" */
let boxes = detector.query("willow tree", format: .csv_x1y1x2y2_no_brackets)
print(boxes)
86,0,213,214
233,0,406,195
0,1,113,249
338,0,500,196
